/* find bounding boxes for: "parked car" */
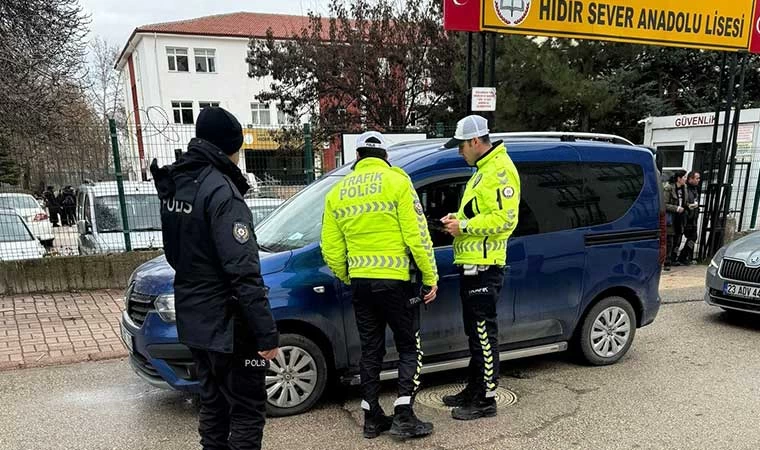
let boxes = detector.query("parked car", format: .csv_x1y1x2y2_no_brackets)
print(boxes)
705,230,760,314
0,208,47,261
0,193,54,247
244,197,284,225
76,181,162,255
120,133,664,417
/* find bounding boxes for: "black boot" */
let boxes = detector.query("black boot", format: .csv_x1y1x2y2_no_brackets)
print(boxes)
442,384,476,407
452,397,497,421
363,406,393,439
390,405,433,439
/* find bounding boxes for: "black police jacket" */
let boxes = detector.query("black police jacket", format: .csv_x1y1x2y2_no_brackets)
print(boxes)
150,138,279,353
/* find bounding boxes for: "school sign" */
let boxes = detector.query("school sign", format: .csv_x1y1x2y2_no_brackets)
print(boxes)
444,0,760,53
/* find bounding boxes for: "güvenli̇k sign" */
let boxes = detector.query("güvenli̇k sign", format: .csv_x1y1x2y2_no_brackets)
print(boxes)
443,0,760,53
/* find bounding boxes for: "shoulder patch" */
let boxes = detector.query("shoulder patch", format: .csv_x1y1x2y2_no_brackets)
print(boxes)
233,222,251,244
413,200,424,216
472,173,483,188
503,187,515,199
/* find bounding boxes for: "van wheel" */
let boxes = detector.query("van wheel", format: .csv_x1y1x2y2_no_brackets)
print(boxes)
265,333,328,417
577,296,636,366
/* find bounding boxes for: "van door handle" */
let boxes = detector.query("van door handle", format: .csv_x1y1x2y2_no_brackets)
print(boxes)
313,286,325,294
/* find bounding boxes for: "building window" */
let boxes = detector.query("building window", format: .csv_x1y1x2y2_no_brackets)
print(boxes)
198,101,220,110
172,101,194,124
167,47,189,72
251,102,271,125
194,49,216,73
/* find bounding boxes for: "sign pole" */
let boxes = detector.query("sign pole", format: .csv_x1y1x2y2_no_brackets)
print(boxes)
466,32,473,115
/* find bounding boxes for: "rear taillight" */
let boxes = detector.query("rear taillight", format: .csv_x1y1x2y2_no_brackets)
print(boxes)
658,211,667,265
33,213,48,222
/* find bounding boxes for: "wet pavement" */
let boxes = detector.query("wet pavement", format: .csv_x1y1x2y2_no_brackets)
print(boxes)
2,298,759,450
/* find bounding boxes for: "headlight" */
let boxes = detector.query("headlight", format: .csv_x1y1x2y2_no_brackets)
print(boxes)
709,246,727,269
155,294,176,323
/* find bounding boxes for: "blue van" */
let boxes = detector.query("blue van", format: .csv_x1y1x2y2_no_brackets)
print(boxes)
120,133,664,417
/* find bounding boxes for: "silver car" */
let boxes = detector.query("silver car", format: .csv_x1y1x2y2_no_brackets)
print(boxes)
705,231,760,314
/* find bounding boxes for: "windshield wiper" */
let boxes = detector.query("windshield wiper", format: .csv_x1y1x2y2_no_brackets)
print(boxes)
258,243,276,253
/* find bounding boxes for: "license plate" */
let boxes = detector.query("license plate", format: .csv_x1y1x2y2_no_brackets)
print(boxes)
723,283,760,301
120,324,134,352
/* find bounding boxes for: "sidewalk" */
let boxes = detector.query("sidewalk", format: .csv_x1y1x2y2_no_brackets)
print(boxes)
0,290,127,371
0,265,708,372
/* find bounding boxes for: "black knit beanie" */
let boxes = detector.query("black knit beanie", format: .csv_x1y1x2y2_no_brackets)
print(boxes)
196,107,244,155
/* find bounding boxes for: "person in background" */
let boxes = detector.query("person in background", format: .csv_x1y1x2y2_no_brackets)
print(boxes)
664,170,687,271
678,171,700,265
43,186,60,227
60,185,76,226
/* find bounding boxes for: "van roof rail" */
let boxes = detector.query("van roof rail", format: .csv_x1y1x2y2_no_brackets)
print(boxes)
493,132,634,146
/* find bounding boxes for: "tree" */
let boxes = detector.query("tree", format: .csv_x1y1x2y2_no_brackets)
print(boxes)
86,36,126,172
247,0,462,147
0,132,20,186
488,36,760,143
87,37,126,126
0,0,89,137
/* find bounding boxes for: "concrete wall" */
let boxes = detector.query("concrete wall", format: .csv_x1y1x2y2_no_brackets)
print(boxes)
0,251,163,295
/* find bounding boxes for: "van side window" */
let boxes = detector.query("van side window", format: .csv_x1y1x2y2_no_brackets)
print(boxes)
513,163,584,237
581,163,644,226
416,177,469,247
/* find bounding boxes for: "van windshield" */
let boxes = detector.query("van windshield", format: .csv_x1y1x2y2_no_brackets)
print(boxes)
255,176,341,252
94,195,162,232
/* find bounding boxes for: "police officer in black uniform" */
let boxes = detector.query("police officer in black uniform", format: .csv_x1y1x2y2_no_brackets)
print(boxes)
151,107,279,450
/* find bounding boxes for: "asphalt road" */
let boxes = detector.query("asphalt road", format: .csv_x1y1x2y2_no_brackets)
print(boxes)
2,298,759,450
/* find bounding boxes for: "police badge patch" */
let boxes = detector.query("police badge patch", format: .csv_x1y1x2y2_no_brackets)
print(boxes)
233,222,250,244
472,173,483,188
503,187,515,198
414,200,424,215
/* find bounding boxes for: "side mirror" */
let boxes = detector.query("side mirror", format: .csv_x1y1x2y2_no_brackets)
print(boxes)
77,220,92,235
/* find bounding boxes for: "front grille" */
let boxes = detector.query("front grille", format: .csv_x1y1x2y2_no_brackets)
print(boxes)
130,353,160,378
126,285,157,327
720,259,760,284
709,289,760,312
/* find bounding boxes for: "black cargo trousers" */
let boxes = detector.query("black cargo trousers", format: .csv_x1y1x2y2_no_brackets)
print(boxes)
351,278,423,409
190,335,268,450
459,266,505,398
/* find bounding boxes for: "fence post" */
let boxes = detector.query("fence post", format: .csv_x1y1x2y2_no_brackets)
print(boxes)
751,168,760,230
304,123,314,184
109,119,132,252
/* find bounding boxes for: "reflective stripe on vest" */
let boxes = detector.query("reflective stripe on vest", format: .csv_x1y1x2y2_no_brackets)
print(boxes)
332,201,398,219
453,239,507,254
347,255,410,270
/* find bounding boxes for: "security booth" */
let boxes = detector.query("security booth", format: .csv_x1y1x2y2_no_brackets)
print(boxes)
642,109,760,233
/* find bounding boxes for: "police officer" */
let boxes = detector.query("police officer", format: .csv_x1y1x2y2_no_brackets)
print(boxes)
150,107,279,450
440,115,520,420
321,131,439,439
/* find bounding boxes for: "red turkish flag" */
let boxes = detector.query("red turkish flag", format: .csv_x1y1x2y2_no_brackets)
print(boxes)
751,0,760,54
443,0,482,32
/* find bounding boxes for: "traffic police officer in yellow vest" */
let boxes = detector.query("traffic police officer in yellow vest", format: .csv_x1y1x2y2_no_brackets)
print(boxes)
440,115,520,420
321,131,439,439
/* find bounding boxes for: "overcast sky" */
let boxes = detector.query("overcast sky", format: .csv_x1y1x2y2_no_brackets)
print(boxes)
80,0,332,48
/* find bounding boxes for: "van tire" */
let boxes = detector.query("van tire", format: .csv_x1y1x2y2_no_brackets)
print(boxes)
577,296,636,366
265,333,328,417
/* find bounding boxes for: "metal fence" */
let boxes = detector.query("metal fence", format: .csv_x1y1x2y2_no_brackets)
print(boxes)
0,120,449,261
657,146,760,260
